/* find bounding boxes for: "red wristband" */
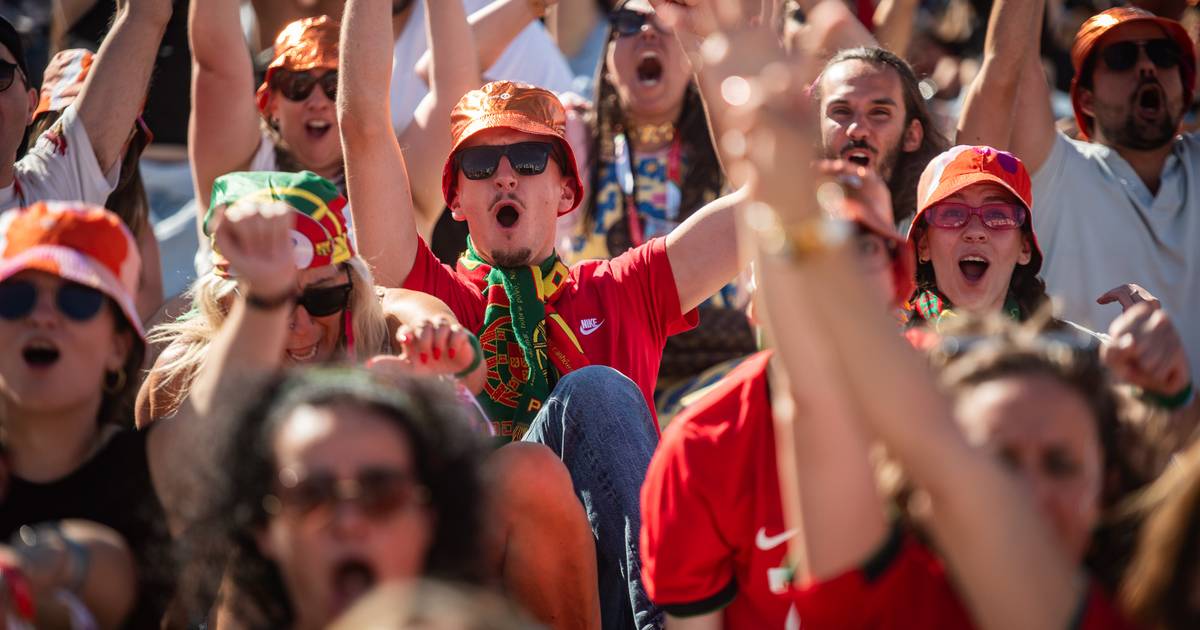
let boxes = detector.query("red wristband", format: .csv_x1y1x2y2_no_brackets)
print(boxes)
1,564,35,620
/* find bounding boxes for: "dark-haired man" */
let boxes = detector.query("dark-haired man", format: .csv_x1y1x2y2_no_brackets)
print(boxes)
0,1,171,211
960,1,1200,385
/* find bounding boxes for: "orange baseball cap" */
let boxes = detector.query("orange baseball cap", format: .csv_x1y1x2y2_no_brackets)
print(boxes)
1070,7,1196,140
906,145,1042,274
256,16,340,114
441,81,584,215
0,202,145,342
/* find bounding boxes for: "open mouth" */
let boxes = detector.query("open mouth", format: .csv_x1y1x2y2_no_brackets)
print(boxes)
841,147,873,168
331,558,377,614
1135,84,1163,118
958,255,990,283
21,341,61,368
305,120,333,140
495,202,521,228
636,53,664,87
286,343,320,363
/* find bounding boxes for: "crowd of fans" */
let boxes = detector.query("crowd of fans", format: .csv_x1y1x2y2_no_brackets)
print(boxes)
1,0,1199,628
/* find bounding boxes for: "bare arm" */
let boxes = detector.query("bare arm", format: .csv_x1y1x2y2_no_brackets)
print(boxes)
338,0,421,288
414,0,554,86
400,0,481,239
376,288,486,394
871,0,919,57
188,0,266,210
72,0,171,175
956,0,1055,173
665,188,750,314
553,0,602,58
49,0,101,51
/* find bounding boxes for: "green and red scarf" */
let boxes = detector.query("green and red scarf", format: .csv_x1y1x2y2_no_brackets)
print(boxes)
458,238,589,441
910,289,1021,329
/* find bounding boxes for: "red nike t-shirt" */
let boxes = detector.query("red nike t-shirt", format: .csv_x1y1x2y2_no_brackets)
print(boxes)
640,351,798,628
792,529,1137,630
403,235,697,431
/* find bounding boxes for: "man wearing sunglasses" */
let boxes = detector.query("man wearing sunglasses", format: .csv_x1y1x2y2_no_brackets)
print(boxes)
341,1,748,627
959,2,1200,380
0,2,170,212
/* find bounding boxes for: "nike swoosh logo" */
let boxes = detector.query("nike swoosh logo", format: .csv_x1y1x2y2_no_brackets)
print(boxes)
755,527,797,551
580,320,604,336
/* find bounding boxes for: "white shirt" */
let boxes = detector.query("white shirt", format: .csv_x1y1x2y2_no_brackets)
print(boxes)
389,0,573,132
0,103,119,211
1032,132,1200,373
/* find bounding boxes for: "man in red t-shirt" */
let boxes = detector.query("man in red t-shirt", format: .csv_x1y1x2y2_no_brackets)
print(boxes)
339,2,747,626
640,162,915,629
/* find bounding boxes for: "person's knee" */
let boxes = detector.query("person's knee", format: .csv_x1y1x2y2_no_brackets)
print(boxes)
489,442,577,513
554,366,644,410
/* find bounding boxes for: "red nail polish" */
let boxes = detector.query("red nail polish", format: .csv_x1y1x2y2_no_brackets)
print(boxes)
420,353,428,364
448,348,457,359
433,348,441,360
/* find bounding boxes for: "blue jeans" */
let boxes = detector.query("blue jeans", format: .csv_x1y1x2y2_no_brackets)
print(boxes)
523,366,664,630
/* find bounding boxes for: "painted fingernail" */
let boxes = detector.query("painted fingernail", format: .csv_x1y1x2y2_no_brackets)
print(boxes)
433,348,441,360
420,353,428,364
448,348,456,359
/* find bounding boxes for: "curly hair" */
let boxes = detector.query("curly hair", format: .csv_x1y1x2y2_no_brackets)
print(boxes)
815,48,950,223
581,22,724,246
177,368,491,629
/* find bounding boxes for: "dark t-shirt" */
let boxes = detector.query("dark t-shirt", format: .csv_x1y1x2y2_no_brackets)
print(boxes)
1,429,174,629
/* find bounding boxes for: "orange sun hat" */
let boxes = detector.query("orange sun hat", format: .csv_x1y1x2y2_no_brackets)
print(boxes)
256,16,341,114
0,202,145,342
1069,7,1196,140
441,81,584,215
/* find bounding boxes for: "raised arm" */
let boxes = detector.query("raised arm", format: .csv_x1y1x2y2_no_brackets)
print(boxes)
399,0,481,238
72,0,171,174
413,0,558,87
338,0,421,288
188,0,267,209
145,200,299,527
956,0,1056,172
871,0,919,58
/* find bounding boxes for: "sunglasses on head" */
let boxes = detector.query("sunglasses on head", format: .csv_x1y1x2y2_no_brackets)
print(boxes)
269,467,429,521
272,70,338,103
1100,38,1181,72
454,141,564,180
0,279,106,322
925,202,1027,230
296,282,353,318
609,9,670,37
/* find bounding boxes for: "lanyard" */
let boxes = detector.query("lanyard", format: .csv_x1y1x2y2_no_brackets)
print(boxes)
614,133,683,248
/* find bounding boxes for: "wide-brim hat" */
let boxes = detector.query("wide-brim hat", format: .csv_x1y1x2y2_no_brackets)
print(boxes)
1069,7,1196,141
0,202,145,342
906,145,1042,275
441,81,584,215
256,16,341,114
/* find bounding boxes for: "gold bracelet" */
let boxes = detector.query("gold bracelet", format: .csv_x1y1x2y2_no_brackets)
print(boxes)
745,201,852,263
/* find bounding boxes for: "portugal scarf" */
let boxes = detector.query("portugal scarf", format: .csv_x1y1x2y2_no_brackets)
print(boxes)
458,239,589,441
910,289,1022,330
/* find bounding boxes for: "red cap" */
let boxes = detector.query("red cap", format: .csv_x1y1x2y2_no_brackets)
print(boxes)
442,81,584,215
1069,7,1196,140
0,202,145,342
907,145,1042,274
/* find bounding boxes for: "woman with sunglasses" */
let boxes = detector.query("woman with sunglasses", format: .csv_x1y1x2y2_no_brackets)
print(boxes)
189,0,480,238
178,366,488,630
556,0,749,415
0,201,208,627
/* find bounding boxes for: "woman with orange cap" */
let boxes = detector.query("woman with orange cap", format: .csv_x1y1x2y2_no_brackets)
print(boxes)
188,0,481,237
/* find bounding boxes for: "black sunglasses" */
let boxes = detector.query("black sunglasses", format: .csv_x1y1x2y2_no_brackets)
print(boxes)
296,282,353,318
454,141,564,180
0,280,106,322
609,9,670,38
1100,38,1181,72
273,70,338,103
269,467,429,521
0,60,24,93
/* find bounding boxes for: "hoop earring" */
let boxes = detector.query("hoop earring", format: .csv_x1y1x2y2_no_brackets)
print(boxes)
104,369,127,394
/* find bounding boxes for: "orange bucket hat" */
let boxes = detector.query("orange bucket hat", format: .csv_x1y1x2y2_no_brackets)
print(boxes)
256,16,340,114
907,145,1042,275
1069,7,1196,140
0,202,145,343
441,81,584,215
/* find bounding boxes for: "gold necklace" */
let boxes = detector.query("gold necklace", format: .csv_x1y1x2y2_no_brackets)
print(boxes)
627,122,676,146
